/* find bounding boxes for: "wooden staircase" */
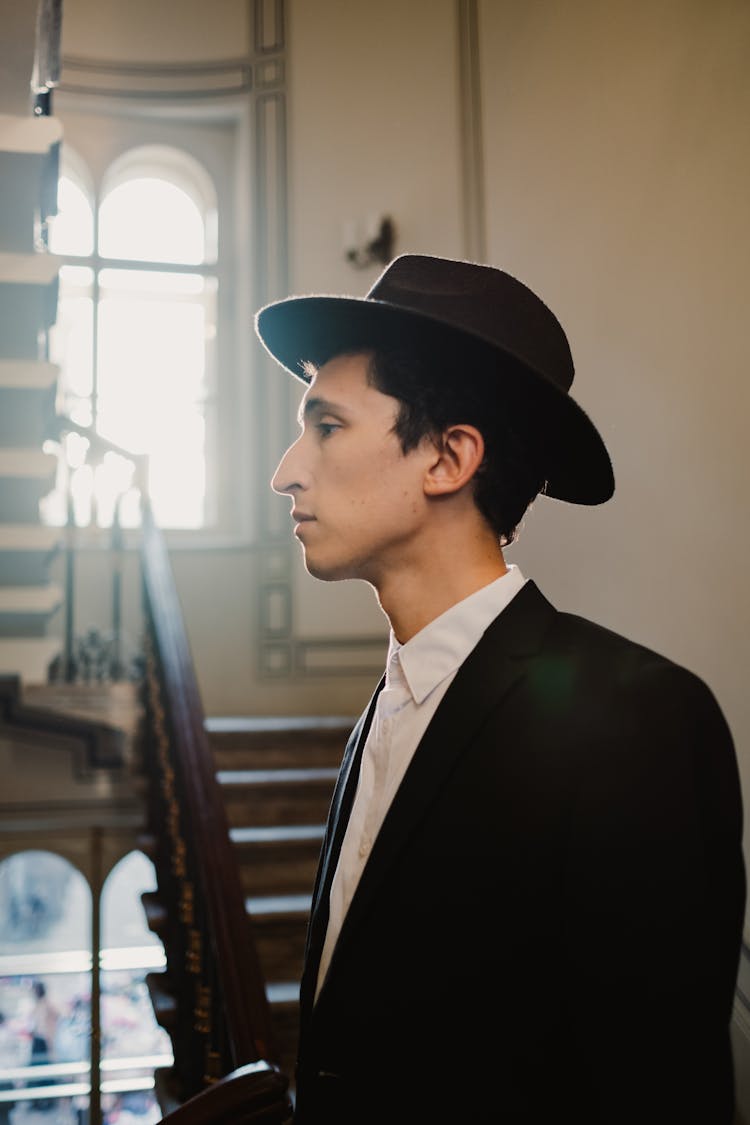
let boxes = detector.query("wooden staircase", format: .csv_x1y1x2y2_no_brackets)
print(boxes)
135,710,353,1114
205,716,351,1081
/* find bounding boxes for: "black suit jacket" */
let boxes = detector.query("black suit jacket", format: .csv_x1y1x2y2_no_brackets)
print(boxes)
293,582,745,1124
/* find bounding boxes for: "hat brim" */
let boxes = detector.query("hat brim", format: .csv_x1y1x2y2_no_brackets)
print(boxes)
256,295,614,506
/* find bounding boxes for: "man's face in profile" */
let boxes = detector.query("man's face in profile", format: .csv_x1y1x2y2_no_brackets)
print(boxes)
271,352,434,587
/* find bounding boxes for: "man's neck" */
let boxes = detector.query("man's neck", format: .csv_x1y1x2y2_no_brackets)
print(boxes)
375,535,507,644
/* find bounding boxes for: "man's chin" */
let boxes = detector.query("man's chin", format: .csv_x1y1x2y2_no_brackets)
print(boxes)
305,562,348,583
302,551,357,584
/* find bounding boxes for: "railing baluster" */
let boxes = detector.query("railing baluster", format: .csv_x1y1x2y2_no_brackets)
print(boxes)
64,479,75,683
111,496,123,681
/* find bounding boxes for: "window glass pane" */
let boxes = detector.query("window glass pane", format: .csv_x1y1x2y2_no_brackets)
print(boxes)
100,853,172,1125
99,179,205,264
0,852,90,954
50,265,95,404
49,175,95,257
101,853,160,953
96,269,215,529
0,852,91,1121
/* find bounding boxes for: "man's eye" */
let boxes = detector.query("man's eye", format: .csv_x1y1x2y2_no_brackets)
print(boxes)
317,422,340,438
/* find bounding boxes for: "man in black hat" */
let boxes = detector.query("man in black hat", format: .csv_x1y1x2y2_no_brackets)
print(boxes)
256,255,744,1124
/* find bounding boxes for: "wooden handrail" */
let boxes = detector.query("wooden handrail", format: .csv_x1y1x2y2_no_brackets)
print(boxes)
140,502,278,1092
157,1061,292,1125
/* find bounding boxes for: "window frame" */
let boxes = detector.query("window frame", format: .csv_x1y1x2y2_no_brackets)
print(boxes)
47,102,246,548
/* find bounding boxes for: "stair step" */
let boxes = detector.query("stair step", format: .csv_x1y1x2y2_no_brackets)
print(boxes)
206,715,352,771
0,636,61,682
230,825,325,898
0,383,57,444
247,893,312,915
0,522,63,551
0,359,58,387
218,768,337,828
0,257,60,358
266,982,300,1082
22,680,143,739
0,584,62,609
0,447,57,477
267,981,299,1004
247,895,311,984
0,583,62,636
0,250,61,285
0,524,62,585
0,449,58,523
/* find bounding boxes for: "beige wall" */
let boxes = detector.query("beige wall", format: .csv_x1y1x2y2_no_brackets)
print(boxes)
283,0,466,645
53,0,749,780
281,0,750,816
477,0,750,839
61,0,250,63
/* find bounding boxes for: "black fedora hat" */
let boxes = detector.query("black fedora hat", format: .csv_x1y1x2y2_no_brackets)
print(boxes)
255,253,614,505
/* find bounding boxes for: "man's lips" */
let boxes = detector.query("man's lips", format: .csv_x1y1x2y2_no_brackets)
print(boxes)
292,510,316,537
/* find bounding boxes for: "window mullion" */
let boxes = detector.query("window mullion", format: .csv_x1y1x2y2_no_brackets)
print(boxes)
58,253,213,277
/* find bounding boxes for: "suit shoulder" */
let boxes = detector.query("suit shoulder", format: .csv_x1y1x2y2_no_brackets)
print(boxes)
553,608,695,679
539,608,728,730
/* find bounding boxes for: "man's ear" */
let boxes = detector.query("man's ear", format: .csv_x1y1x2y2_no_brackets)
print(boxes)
423,424,485,497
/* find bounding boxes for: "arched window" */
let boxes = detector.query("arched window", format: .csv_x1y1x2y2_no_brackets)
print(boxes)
48,145,219,530
0,850,92,1119
0,849,173,1124
100,850,172,1124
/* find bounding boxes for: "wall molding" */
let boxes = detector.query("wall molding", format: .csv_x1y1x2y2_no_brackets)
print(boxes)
58,55,255,100
57,0,286,102
456,0,486,263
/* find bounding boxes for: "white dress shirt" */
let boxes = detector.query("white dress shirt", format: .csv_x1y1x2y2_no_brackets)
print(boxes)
315,564,527,1000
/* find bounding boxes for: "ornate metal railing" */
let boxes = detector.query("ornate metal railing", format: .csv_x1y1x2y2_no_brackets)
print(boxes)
49,413,149,684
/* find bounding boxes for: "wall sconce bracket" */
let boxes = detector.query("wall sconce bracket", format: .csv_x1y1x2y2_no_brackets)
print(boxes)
345,216,395,269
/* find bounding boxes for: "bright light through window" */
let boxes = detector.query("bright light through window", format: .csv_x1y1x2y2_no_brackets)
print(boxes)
49,175,94,257
97,269,212,528
99,178,205,264
46,147,218,530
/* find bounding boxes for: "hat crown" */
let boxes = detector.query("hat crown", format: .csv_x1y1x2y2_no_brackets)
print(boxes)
254,252,614,505
367,254,575,394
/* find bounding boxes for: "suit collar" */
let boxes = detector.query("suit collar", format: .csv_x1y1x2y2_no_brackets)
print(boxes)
300,675,384,1014
396,565,528,705
310,580,557,1013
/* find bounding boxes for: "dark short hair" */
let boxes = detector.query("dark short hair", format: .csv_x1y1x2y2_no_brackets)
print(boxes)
362,348,547,546
302,346,549,544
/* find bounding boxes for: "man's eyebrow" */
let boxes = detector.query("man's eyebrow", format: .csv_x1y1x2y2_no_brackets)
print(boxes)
297,396,348,425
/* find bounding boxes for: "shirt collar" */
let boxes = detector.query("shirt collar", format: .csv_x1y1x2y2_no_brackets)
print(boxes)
388,564,527,706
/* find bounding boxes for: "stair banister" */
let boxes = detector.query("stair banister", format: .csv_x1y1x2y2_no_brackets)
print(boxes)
51,413,148,682
141,501,276,1052
49,415,285,1107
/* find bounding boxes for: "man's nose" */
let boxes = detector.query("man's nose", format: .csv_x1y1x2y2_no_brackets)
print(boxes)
271,436,305,495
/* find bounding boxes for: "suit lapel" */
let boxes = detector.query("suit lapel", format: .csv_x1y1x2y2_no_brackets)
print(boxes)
314,581,556,1003
299,675,384,1017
